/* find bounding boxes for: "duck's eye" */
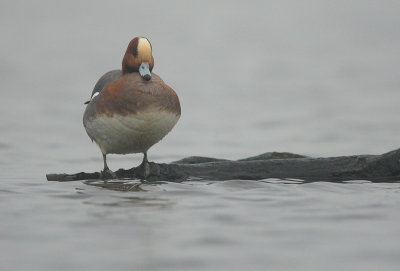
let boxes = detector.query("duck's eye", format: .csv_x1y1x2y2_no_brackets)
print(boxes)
131,46,138,56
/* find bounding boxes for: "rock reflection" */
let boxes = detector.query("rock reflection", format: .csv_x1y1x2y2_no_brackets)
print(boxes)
83,179,146,192
81,179,172,210
83,179,169,192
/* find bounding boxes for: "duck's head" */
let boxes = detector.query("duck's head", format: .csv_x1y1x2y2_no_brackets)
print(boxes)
122,37,154,81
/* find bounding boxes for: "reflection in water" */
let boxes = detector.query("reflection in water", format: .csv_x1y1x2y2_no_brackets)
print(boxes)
81,179,173,210
83,179,170,191
84,179,146,192
82,195,172,209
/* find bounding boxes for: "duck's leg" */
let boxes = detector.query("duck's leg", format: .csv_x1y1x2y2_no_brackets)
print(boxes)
143,152,148,164
137,152,150,179
101,153,117,179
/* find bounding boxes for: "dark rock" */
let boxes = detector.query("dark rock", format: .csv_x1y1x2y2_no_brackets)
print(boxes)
46,149,400,183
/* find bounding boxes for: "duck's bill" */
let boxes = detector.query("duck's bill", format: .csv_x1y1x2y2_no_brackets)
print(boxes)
139,62,151,81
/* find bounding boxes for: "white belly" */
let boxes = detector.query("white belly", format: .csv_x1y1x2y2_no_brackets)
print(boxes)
84,109,179,154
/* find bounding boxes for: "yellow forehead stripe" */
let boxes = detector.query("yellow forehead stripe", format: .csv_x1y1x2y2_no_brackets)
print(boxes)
137,38,152,62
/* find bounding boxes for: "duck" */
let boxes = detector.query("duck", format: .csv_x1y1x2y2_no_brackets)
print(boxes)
83,37,181,178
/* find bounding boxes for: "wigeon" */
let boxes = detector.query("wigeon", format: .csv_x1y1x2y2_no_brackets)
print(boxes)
83,37,181,178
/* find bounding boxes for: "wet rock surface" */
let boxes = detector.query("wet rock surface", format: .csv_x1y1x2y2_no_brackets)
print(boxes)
47,149,400,182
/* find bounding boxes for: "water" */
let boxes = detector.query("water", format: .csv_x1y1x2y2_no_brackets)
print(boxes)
1,1,400,270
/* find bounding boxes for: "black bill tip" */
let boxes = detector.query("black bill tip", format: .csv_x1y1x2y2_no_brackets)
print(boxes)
142,74,151,81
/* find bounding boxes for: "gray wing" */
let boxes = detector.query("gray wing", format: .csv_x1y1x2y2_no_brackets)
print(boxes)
84,70,123,104
91,69,123,97
83,70,123,139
